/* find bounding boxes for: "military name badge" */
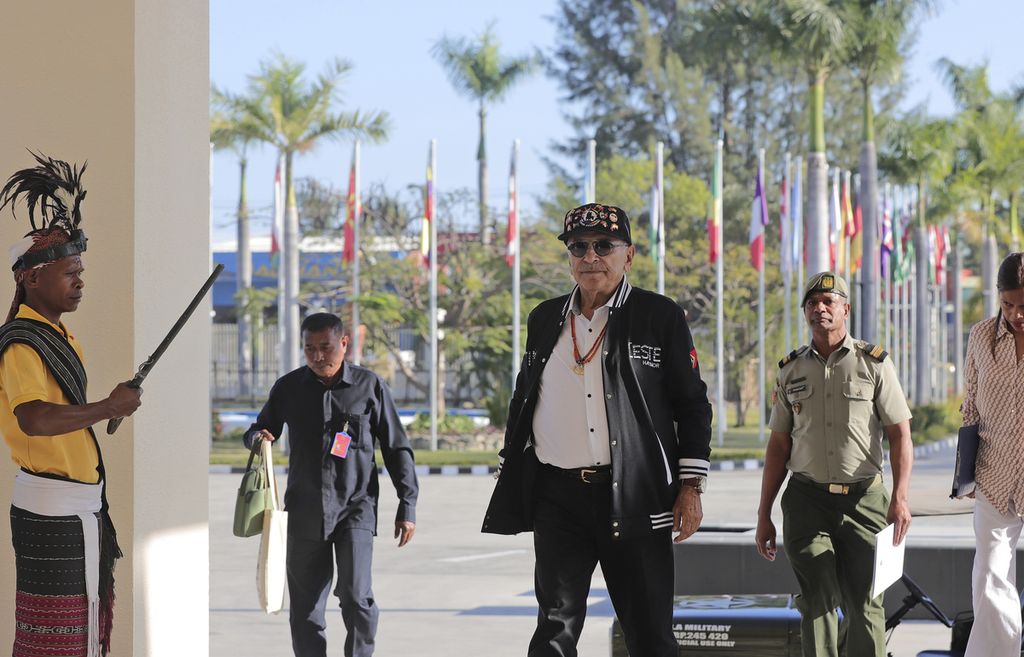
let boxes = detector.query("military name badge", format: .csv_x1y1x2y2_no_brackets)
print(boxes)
331,431,353,458
792,402,802,415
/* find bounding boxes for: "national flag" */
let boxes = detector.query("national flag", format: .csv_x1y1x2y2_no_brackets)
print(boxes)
420,148,433,267
506,146,518,267
791,157,803,269
843,171,861,274
933,224,945,284
880,187,893,281
650,167,662,266
828,170,841,270
749,157,769,271
779,169,790,273
342,150,358,265
581,140,595,204
895,189,914,283
271,156,283,266
708,146,722,264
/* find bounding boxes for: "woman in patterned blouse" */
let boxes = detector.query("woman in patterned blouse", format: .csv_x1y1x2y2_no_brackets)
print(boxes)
962,252,1024,656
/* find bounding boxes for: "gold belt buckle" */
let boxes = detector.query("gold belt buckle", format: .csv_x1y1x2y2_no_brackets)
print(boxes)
827,483,850,495
580,468,596,484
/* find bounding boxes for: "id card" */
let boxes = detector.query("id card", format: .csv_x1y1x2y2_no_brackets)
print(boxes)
331,431,353,458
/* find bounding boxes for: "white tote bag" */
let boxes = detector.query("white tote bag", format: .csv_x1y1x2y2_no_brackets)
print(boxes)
256,439,288,614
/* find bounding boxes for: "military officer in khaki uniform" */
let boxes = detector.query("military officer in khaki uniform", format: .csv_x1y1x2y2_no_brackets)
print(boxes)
755,271,913,657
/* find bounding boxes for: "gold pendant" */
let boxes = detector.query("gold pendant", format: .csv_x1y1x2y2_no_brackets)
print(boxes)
573,363,585,375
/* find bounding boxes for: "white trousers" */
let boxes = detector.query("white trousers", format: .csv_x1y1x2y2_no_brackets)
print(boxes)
966,490,1024,657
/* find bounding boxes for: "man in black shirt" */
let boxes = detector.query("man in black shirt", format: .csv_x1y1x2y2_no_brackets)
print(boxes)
244,312,419,657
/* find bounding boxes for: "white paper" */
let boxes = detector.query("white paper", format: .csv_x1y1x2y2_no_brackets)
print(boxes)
871,523,906,598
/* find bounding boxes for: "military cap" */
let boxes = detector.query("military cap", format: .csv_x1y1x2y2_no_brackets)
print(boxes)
801,271,849,306
558,203,632,244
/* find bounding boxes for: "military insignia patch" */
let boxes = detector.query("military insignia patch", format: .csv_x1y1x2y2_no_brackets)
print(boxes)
792,402,802,415
689,347,698,369
821,275,834,289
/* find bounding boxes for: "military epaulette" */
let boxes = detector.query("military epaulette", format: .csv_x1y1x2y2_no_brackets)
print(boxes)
858,341,888,362
778,346,808,369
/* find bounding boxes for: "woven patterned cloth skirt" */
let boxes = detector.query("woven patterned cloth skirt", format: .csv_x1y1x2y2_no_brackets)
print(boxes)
11,505,91,657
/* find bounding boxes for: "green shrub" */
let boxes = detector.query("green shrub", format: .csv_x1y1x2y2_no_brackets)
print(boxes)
408,412,478,434
484,383,511,429
909,396,963,443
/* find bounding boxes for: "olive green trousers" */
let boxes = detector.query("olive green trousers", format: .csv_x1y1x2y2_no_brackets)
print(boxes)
782,475,890,657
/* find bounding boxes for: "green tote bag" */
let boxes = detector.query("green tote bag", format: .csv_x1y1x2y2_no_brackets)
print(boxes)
233,439,273,537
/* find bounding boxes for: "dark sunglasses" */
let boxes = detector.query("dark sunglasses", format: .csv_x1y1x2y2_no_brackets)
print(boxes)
566,239,627,257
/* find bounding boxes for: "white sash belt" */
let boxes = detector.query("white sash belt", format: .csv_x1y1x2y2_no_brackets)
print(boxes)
12,470,103,657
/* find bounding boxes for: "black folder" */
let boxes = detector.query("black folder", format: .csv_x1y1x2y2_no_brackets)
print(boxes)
950,424,979,499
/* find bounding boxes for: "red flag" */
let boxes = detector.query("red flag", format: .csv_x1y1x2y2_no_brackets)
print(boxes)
343,158,356,265
420,148,433,267
271,160,282,262
749,159,768,271
934,224,945,284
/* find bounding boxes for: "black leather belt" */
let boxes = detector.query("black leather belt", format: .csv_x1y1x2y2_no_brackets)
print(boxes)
541,463,612,484
791,472,879,495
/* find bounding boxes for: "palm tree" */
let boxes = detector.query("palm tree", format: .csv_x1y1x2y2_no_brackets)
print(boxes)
879,109,952,404
231,53,389,374
432,24,536,245
211,86,263,397
745,0,850,275
844,0,932,342
937,59,1024,318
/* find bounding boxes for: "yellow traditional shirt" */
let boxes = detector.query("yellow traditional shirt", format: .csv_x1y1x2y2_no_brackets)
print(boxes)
962,316,1024,516
0,304,99,483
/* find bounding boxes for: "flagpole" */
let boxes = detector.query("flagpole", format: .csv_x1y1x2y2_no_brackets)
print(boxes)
795,156,806,346
511,139,521,390
843,171,851,288
429,139,439,451
275,155,286,378
351,141,362,365
586,139,596,203
783,152,792,353
714,138,726,447
757,148,766,444
656,141,665,295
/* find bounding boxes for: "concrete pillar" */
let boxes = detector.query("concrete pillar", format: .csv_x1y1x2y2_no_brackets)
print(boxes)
0,1,209,655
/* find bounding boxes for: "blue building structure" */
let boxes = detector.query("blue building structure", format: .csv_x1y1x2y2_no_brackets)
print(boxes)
211,245,348,321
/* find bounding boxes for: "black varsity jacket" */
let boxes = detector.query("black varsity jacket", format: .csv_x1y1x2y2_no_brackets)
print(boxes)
482,279,713,539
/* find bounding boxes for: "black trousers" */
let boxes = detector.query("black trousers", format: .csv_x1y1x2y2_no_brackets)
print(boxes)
287,527,378,657
529,468,677,657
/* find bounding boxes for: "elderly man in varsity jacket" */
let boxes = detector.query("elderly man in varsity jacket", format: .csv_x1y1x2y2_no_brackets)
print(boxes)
483,203,713,657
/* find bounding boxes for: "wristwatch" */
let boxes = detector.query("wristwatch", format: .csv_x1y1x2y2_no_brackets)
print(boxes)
681,476,706,494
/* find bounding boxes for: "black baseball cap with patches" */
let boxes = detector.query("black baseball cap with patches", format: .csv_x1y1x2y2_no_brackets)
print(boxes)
802,271,850,306
558,203,632,244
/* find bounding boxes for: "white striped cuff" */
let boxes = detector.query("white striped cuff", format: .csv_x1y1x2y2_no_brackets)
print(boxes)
650,511,674,530
678,458,710,481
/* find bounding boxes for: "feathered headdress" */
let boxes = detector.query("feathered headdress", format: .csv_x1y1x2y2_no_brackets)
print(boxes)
1,151,88,272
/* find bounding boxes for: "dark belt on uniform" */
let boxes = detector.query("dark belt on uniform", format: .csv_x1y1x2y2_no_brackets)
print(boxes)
540,462,612,484
791,472,879,495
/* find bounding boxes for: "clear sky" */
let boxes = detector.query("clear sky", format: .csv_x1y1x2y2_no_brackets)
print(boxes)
210,0,1022,245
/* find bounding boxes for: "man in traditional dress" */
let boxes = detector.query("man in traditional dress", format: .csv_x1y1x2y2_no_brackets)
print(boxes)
483,203,713,657
0,152,142,657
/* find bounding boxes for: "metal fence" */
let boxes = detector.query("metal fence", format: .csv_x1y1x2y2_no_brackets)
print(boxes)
211,323,489,406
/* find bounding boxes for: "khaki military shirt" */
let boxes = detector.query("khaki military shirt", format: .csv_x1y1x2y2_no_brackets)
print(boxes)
768,332,912,483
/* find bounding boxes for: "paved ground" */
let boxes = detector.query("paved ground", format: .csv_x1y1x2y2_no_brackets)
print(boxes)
210,442,973,656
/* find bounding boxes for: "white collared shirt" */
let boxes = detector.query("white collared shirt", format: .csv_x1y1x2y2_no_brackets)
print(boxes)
532,287,613,469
